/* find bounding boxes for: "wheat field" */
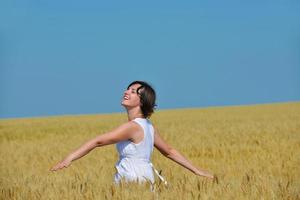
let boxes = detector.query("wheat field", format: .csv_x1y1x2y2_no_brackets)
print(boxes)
0,102,299,200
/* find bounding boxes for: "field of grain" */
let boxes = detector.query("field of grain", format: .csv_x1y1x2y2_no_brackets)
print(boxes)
0,102,299,199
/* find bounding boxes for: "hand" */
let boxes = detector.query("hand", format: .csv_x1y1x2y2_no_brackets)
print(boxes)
50,158,72,171
194,169,214,179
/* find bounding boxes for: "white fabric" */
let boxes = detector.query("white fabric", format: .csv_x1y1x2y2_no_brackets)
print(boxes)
114,118,155,184
150,163,168,186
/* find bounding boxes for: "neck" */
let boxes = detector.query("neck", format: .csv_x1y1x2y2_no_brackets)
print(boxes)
126,107,144,121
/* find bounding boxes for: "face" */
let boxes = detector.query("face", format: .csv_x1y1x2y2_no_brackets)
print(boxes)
121,84,142,108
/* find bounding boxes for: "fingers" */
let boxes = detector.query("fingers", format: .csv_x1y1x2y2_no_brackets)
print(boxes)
50,164,62,171
205,175,213,179
207,172,215,179
195,169,214,179
202,173,214,179
207,173,214,179
50,161,69,172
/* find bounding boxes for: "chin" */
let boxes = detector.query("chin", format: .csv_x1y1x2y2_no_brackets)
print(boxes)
121,101,128,107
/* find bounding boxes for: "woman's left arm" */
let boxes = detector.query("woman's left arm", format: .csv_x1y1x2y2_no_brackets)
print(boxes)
154,128,214,179
50,121,136,171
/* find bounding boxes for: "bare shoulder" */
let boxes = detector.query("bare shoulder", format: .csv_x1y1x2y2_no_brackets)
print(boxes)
116,120,140,132
95,120,142,145
151,124,159,135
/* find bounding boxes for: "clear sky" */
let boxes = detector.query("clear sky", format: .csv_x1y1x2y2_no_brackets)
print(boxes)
1,1,299,119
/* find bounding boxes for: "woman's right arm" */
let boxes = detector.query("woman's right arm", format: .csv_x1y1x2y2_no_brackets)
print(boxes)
50,121,138,171
154,128,214,179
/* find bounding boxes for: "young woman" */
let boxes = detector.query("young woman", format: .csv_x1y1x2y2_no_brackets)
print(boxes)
50,81,214,184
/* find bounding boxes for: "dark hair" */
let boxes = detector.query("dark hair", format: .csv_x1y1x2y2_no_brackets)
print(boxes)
127,81,157,118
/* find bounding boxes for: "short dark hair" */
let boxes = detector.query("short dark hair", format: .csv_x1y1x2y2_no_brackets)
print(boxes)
127,81,157,118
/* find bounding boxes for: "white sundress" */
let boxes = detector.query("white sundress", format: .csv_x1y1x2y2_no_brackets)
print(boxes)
114,118,167,185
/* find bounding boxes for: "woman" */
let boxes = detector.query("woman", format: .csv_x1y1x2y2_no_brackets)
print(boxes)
50,81,214,184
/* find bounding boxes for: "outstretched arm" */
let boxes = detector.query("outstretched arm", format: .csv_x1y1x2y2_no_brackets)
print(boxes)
154,128,214,179
50,121,138,171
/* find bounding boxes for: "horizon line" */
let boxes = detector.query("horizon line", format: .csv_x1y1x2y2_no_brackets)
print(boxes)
1,100,299,121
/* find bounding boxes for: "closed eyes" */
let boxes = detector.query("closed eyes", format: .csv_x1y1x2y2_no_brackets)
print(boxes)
126,88,137,94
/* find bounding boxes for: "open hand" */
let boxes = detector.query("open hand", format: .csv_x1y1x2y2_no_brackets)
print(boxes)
50,158,72,171
194,169,214,179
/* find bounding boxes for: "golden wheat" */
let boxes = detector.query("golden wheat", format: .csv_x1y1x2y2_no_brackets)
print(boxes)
0,102,299,200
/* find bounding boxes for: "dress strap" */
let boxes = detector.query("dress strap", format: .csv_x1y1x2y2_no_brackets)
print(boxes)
149,163,168,186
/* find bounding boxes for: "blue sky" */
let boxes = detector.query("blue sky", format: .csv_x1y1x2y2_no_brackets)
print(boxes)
1,1,299,119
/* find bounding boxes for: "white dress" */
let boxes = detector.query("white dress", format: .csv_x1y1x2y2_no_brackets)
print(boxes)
114,118,155,184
